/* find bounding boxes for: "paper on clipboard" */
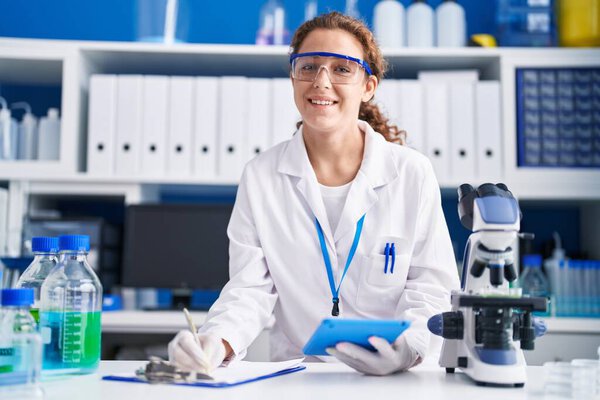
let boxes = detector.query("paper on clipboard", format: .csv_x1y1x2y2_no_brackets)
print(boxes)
103,358,305,388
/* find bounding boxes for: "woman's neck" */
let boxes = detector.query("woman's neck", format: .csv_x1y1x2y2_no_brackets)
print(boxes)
303,122,365,187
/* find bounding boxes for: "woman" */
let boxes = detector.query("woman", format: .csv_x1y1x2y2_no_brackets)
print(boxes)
168,11,460,376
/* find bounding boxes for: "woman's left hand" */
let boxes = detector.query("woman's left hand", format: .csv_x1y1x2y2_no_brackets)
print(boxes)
326,335,421,376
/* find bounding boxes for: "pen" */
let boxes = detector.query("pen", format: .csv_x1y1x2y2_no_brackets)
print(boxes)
183,307,211,372
390,243,396,274
384,243,390,274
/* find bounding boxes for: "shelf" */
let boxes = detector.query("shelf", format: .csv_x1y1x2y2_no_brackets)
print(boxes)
101,310,208,334
2,175,597,201
544,317,600,334
100,311,600,335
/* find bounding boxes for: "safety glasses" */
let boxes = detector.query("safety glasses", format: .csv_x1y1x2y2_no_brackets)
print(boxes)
290,52,373,85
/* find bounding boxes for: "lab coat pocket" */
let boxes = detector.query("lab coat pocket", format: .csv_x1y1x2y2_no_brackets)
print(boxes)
366,254,411,287
355,253,410,314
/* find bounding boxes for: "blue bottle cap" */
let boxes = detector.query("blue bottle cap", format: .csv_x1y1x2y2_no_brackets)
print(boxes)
1,288,34,306
58,235,90,252
522,254,542,268
32,236,59,253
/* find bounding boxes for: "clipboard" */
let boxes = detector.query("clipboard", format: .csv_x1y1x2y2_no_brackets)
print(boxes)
303,318,411,356
103,359,305,388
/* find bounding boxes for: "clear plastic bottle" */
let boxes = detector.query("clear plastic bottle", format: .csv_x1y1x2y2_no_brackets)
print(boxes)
15,237,59,324
256,0,289,46
543,232,565,316
304,0,318,21
520,254,550,316
39,235,102,375
0,288,43,399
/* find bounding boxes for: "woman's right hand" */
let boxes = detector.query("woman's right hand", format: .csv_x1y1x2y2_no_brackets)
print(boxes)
168,331,228,373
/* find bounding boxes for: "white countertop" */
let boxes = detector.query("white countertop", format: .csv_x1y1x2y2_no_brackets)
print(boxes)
40,360,547,400
101,310,600,334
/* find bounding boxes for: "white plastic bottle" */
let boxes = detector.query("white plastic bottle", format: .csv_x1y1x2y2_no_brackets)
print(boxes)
37,108,61,160
436,0,466,47
0,97,19,161
407,0,435,47
11,102,38,160
373,0,405,48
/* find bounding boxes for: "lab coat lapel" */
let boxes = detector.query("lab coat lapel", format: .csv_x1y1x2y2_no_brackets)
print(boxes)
277,127,336,250
333,121,399,243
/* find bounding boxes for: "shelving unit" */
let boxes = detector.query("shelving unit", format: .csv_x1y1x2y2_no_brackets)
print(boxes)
0,38,599,200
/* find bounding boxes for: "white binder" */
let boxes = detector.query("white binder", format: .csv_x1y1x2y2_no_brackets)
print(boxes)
398,80,424,152
193,77,219,179
167,76,195,176
140,75,169,176
115,75,143,176
449,82,476,182
423,82,450,183
374,80,400,128
87,74,117,175
247,78,272,161
475,81,503,181
219,76,247,180
271,78,299,146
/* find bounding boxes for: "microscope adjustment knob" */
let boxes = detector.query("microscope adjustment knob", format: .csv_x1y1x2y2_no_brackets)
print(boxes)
427,312,464,340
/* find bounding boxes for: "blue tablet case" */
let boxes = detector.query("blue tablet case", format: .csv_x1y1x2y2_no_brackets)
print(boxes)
303,318,411,356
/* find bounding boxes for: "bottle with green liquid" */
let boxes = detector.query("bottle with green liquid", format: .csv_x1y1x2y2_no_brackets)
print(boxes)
39,235,103,375
16,237,59,323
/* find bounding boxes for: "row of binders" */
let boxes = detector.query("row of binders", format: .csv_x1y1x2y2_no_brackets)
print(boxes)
87,75,300,180
88,72,502,182
374,71,503,183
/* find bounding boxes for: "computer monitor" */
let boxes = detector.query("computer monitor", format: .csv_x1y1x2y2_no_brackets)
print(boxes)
122,204,232,293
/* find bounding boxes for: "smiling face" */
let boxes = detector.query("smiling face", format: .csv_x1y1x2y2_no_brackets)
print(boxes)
292,28,377,136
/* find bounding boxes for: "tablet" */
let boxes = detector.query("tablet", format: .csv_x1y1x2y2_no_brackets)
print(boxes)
303,318,411,356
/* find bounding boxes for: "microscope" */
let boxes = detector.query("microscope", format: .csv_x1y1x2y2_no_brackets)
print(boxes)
428,183,547,387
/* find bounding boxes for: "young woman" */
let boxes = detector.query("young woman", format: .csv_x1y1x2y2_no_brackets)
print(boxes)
169,12,460,376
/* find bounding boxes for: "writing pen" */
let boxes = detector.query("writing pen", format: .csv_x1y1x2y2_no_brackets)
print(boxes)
182,307,211,373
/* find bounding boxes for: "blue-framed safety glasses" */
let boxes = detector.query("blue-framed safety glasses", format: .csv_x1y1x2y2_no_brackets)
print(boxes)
290,51,373,84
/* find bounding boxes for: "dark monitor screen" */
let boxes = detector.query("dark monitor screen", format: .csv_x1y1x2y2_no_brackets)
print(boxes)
122,204,232,290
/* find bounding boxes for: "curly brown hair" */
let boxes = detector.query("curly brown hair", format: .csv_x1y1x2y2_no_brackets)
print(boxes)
290,11,406,145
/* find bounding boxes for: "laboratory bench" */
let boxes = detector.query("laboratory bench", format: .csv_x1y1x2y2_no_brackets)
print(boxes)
41,360,548,400
100,311,600,365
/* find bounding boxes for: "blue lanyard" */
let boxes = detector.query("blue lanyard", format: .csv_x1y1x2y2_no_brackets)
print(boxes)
315,214,365,317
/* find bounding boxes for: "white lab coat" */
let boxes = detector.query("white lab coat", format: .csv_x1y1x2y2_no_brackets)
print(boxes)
199,120,460,362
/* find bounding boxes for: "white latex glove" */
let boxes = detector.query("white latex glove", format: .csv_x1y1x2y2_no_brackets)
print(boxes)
168,331,227,374
326,335,421,376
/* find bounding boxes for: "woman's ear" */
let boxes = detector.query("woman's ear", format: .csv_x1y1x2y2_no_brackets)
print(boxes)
362,75,378,102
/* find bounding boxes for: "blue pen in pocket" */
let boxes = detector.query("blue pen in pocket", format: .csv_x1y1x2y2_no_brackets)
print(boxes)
390,243,396,274
384,242,390,274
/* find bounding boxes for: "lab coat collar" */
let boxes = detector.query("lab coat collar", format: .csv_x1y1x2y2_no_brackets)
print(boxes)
277,120,398,245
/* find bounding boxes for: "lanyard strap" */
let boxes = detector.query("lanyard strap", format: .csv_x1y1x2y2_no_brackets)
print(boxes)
315,214,365,316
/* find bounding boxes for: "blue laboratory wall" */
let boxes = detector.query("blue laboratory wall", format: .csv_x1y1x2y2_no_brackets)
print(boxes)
0,0,495,44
